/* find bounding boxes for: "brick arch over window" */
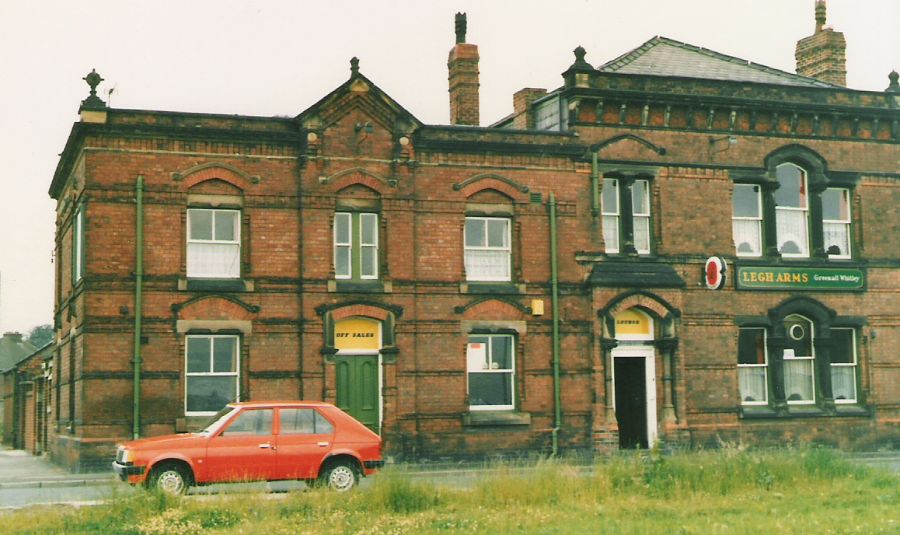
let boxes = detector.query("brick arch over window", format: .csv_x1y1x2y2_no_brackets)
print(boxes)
598,290,680,339
173,162,258,191
323,167,393,194
763,145,828,185
456,297,530,321
172,294,260,334
453,173,530,202
316,301,403,351
767,296,836,330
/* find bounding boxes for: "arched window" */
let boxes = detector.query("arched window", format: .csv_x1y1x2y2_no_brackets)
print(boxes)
731,147,857,260
774,163,810,257
736,298,862,413
783,314,815,403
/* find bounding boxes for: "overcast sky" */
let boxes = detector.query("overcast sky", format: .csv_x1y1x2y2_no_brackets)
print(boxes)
0,0,897,334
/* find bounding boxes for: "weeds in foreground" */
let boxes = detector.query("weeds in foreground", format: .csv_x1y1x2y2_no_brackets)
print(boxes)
2,448,897,534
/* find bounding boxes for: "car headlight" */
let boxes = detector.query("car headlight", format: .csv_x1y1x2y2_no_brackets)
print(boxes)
118,446,135,464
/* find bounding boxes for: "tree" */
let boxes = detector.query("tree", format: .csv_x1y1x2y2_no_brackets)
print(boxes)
26,324,54,348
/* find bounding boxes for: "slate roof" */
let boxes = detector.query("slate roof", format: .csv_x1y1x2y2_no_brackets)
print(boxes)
0,333,37,372
588,261,685,288
598,36,838,89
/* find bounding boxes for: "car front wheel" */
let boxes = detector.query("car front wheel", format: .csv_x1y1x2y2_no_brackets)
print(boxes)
319,460,359,492
148,462,192,495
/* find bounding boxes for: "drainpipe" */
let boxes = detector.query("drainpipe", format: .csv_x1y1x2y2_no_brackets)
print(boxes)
590,151,600,216
549,193,562,456
132,175,144,439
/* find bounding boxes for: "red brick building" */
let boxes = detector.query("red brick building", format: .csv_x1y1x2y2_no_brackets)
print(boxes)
46,8,899,470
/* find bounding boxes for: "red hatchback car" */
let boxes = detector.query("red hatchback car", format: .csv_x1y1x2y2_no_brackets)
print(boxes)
112,401,383,494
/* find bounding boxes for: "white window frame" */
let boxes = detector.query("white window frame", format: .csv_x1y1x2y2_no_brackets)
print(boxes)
334,212,379,280
185,334,240,416
359,213,379,280
466,334,515,411
601,178,620,254
783,315,815,405
822,187,852,260
333,212,352,279
775,163,810,258
732,184,763,257
632,179,651,255
186,208,241,279
830,328,857,404
464,217,511,282
73,206,85,283
737,328,768,406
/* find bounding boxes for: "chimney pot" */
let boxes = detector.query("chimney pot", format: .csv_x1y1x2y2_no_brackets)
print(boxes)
448,13,480,126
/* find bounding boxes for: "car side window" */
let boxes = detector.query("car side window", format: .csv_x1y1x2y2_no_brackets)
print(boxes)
279,408,334,435
220,409,273,436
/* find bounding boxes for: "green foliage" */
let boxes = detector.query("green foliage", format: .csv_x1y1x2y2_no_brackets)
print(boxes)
25,324,53,348
1,449,897,535
366,471,443,513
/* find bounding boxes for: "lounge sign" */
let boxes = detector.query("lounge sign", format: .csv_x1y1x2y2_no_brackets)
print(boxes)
736,266,864,291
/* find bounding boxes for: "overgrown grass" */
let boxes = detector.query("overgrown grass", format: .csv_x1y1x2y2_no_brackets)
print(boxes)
2,448,897,534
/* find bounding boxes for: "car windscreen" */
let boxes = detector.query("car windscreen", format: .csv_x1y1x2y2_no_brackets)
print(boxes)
198,405,238,435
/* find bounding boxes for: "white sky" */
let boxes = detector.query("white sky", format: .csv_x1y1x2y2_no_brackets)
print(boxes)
0,0,897,334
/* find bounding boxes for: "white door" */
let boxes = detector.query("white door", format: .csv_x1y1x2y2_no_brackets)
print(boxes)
611,344,657,448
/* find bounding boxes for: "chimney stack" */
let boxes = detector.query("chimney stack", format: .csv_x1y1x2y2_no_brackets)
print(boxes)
512,88,547,129
448,13,480,125
795,0,846,86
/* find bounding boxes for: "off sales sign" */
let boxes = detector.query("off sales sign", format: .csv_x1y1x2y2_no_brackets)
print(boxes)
736,266,864,291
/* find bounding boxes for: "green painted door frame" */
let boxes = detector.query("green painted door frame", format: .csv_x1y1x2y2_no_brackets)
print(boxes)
334,354,380,434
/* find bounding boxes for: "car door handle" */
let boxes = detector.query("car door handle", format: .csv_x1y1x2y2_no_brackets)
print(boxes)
317,442,329,447
259,443,275,450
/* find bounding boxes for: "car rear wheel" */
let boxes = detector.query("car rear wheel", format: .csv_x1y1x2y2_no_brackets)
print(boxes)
148,462,192,495
319,460,359,492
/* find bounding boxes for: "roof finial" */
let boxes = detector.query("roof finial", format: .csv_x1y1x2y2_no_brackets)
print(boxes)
350,57,359,75
815,0,827,33
80,68,107,110
455,12,467,44
887,70,900,93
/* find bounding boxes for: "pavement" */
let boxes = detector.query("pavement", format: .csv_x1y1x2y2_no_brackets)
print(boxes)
0,449,113,490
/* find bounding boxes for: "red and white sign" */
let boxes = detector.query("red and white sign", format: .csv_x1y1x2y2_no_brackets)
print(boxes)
704,256,727,290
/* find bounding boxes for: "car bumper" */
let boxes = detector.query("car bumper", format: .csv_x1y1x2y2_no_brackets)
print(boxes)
362,459,384,475
112,461,146,483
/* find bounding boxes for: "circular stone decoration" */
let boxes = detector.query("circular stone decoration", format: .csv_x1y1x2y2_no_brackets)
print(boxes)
704,256,727,290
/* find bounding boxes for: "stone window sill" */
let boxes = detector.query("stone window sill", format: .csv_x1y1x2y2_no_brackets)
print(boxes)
181,278,252,292
329,280,391,293
460,282,524,295
462,411,531,427
740,404,870,419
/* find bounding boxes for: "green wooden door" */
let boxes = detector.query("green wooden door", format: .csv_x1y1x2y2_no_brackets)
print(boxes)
334,355,380,434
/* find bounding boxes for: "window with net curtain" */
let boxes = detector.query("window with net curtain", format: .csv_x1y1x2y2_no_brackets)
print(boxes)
774,164,810,258
187,209,240,278
601,178,651,255
822,188,851,258
830,328,857,403
732,184,763,256
464,217,511,281
783,314,815,404
738,328,768,404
